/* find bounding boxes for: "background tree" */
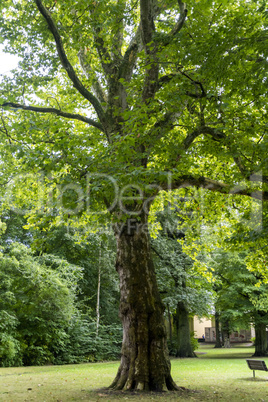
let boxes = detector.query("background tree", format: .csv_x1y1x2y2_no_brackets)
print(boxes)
172,187,268,351
32,225,119,325
151,205,212,357
208,250,268,355
0,0,267,391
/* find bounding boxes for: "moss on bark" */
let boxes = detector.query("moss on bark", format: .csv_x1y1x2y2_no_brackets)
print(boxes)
110,217,180,391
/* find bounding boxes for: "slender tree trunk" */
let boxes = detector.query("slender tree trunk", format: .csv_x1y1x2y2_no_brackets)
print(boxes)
253,319,268,357
221,320,231,348
167,304,172,343
214,311,222,348
252,198,268,356
175,301,196,357
96,245,101,336
109,217,180,391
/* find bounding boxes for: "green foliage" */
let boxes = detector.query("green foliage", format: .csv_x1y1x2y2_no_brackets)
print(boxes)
151,206,213,318
0,311,21,367
0,210,31,247
190,332,199,353
0,241,122,366
53,314,122,364
0,243,75,366
32,225,119,324
0,0,266,214
209,249,268,334
250,337,256,346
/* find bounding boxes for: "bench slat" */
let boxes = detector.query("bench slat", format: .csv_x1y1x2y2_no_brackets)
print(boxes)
248,362,266,368
246,359,268,372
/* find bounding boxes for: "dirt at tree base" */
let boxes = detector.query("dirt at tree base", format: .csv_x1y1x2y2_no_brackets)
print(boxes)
96,387,204,399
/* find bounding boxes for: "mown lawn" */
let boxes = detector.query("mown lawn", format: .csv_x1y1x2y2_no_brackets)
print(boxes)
0,344,268,401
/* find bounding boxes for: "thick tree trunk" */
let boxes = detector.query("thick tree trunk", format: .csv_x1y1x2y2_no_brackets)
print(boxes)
109,218,179,391
175,301,196,357
253,320,268,357
214,311,222,348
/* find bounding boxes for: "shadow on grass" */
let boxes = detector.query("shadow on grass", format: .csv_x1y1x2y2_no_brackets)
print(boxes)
196,344,256,360
240,377,268,382
0,371,33,377
200,355,254,359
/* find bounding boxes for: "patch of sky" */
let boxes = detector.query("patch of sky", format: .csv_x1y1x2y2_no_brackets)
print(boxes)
0,44,20,75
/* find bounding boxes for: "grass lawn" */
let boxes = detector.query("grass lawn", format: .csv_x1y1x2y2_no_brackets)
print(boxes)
0,344,268,401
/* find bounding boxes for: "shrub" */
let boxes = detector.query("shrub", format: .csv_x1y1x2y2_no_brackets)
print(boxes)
54,313,122,364
0,243,122,366
0,244,75,366
190,331,199,352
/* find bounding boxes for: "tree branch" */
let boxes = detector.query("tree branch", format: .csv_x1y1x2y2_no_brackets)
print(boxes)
140,0,159,101
149,122,225,157
157,73,176,88
78,49,108,105
93,29,113,76
183,126,225,150
34,0,106,124
140,0,155,48
1,102,104,131
120,24,143,82
160,0,187,47
157,70,206,99
110,0,125,59
147,111,182,149
178,69,206,98
161,175,268,201
0,109,11,144
168,1,187,38
87,2,114,76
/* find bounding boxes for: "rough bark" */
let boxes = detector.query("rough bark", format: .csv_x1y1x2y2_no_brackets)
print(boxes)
214,311,222,348
221,320,231,348
175,301,196,358
110,217,180,391
253,320,268,357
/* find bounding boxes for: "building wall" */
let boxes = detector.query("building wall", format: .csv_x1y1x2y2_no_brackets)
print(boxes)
205,327,252,343
193,316,213,338
193,316,253,342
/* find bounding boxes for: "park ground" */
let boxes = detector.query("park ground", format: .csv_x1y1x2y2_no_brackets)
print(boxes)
0,344,268,401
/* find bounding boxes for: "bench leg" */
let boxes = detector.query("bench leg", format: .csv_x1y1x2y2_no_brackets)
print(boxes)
253,370,255,378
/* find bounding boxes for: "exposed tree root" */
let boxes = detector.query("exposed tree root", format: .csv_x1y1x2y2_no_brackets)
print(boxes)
109,368,184,392
99,386,198,399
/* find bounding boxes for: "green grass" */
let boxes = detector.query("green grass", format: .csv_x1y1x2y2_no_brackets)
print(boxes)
1,344,268,401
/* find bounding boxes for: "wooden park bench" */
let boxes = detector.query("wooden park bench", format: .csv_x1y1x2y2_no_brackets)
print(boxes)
246,359,268,378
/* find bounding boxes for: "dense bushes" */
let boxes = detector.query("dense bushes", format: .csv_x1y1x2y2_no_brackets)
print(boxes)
55,315,122,364
0,243,121,367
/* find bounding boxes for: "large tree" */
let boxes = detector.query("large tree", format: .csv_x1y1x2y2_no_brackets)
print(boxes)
0,0,267,391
